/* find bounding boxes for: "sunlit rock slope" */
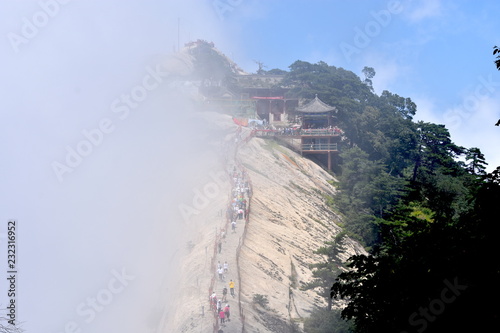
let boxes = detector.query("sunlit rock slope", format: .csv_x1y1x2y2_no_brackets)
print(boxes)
236,136,366,332
162,114,366,332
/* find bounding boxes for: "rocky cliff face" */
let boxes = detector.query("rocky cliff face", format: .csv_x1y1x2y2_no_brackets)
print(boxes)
162,114,366,332
237,135,366,332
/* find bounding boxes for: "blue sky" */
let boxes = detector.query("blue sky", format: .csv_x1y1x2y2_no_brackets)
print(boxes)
1,1,500,332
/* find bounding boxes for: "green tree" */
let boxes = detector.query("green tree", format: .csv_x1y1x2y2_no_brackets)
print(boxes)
188,41,233,84
332,173,500,332
378,90,416,120
493,45,500,70
254,59,267,74
494,45,500,125
304,308,353,333
334,147,407,246
266,68,288,75
463,147,487,176
303,232,347,310
361,66,376,91
406,122,473,222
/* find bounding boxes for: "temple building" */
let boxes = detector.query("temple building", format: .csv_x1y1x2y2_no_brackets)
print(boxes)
203,74,298,125
235,74,298,125
254,94,342,171
294,95,341,171
294,94,337,128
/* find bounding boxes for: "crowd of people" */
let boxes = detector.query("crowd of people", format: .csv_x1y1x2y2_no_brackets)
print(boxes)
209,274,237,327
253,125,344,136
216,261,229,281
209,164,252,330
209,292,231,324
230,168,250,221
208,125,255,331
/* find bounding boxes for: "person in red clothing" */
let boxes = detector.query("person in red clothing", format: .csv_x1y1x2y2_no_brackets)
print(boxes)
210,292,217,312
224,304,230,321
219,309,225,324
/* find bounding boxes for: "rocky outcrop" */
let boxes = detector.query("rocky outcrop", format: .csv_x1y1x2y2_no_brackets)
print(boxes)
237,136,365,332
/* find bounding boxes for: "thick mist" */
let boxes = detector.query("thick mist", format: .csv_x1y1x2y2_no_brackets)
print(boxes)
0,1,233,332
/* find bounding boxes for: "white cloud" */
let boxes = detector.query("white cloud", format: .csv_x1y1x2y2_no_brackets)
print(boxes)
0,1,232,332
405,0,444,23
413,96,442,124
357,51,410,95
407,95,500,172
441,95,500,171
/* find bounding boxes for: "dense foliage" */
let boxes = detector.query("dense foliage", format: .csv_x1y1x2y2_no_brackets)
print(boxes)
280,60,500,332
303,308,353,333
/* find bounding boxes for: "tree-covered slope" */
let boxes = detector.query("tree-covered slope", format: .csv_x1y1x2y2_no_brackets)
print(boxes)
276,60,499,332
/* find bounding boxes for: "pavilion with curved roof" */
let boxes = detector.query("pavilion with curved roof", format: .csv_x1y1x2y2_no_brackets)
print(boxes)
294,94,337,128
293,95,341,171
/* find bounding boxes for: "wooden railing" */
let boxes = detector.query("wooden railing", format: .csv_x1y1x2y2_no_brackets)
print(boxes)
301,143,338,151
300,128,342,136
252,129,342,137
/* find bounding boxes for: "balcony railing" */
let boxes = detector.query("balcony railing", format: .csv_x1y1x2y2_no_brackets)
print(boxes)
300,129,342,136
252,128,342,137
301,143,338,151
